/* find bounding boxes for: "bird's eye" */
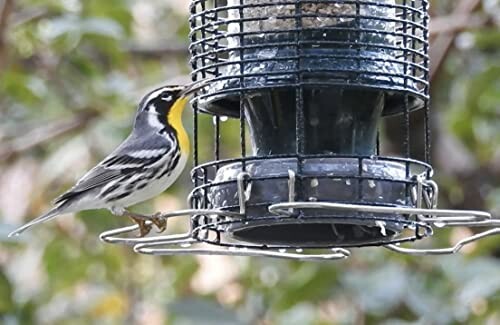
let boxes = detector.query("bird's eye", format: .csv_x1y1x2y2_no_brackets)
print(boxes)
161,95,172,102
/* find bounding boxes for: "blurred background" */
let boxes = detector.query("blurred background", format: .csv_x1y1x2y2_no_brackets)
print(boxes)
0,0,499,324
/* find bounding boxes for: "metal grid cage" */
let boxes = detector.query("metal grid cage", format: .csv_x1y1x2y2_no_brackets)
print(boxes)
189,0,429,116
99,0,500,260
187,0,433,248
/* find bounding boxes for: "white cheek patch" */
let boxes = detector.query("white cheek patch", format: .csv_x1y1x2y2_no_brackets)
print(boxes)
147,103,157,114
148,111,164,129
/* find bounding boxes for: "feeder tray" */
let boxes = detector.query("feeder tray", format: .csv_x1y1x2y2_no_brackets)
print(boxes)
203,156,428,246
99,0,500,260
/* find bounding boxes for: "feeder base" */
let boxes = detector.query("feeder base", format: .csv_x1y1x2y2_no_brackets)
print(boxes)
231,221,398,247
205,157,426,247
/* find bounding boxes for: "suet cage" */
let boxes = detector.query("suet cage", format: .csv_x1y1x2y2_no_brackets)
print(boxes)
101,0,500,260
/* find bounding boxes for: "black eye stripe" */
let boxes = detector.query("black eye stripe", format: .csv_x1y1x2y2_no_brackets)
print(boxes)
139,86,182,111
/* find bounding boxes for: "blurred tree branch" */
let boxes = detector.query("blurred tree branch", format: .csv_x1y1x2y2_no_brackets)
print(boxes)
11,7,51,27
430,0,482,82
124,42,189,58
0,110,100,162
430,13,489,36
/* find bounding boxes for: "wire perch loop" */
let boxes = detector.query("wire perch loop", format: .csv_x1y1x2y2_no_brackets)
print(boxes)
100,209,351,261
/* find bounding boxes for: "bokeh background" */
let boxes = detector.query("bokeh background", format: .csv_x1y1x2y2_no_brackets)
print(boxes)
1,0,499,324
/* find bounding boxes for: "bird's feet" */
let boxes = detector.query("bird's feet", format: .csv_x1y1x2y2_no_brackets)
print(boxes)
110,208,167,237
128,215,153,237
150,212,167,233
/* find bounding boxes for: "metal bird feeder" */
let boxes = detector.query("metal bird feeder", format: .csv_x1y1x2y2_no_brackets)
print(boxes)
100,0,500,260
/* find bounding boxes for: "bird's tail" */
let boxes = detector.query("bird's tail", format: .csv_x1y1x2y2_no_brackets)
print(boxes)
8,207,63,237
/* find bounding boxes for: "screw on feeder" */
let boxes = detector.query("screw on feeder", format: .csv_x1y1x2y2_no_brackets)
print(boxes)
99,0,500,259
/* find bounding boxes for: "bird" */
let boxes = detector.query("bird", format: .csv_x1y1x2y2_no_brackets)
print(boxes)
9,81,206,238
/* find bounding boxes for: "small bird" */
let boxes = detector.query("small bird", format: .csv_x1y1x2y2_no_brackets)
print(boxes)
9,82,204,237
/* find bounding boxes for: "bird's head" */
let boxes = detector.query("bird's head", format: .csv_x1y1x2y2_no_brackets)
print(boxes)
137,85,188,129
136,81,207,130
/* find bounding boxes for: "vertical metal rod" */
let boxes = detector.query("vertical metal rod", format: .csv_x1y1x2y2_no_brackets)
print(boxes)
376,130,381,156
423,0,431,166
214,116,220,163
294,0,305,199
238,0,246,171
402,0,411,160
189,1,199,182
203,167,208,209
193,106,199,181
411,0,417,79
355,1,363,202
198,0,210,209
358,157,364,202
402,0,412,206
404,94,411,206
213,0,221,167
404,94,411,159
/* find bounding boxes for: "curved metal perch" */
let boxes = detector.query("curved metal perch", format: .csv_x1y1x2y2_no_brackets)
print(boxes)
133,239,351,261
268,201,499,256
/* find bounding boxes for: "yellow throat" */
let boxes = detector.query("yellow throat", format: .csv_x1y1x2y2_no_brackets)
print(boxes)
167,96,190,154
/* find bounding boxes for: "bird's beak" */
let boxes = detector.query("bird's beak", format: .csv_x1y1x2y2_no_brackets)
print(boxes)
179,79,211,97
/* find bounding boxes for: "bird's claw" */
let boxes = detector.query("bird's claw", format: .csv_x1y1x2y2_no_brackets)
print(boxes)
121,210,166,236
151,213,167,233
129,216,153,237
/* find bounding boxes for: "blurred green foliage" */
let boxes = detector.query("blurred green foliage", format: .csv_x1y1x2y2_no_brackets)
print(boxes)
0,0,499,324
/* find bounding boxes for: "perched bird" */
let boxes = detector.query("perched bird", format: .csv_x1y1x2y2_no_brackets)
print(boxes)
9,82,205,237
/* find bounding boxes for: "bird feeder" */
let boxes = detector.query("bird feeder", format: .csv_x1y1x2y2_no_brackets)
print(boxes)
100,0,500,260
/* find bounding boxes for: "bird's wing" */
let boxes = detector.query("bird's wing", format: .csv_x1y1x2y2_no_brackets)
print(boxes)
53,132,174,205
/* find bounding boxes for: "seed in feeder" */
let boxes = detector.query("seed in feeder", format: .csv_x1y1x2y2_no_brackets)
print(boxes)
368,180,376,188
310,178,319,188
345,179,351,186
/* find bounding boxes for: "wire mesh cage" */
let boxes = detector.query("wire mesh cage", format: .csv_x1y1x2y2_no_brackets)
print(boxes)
100,0,500,260
191,0,428,117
